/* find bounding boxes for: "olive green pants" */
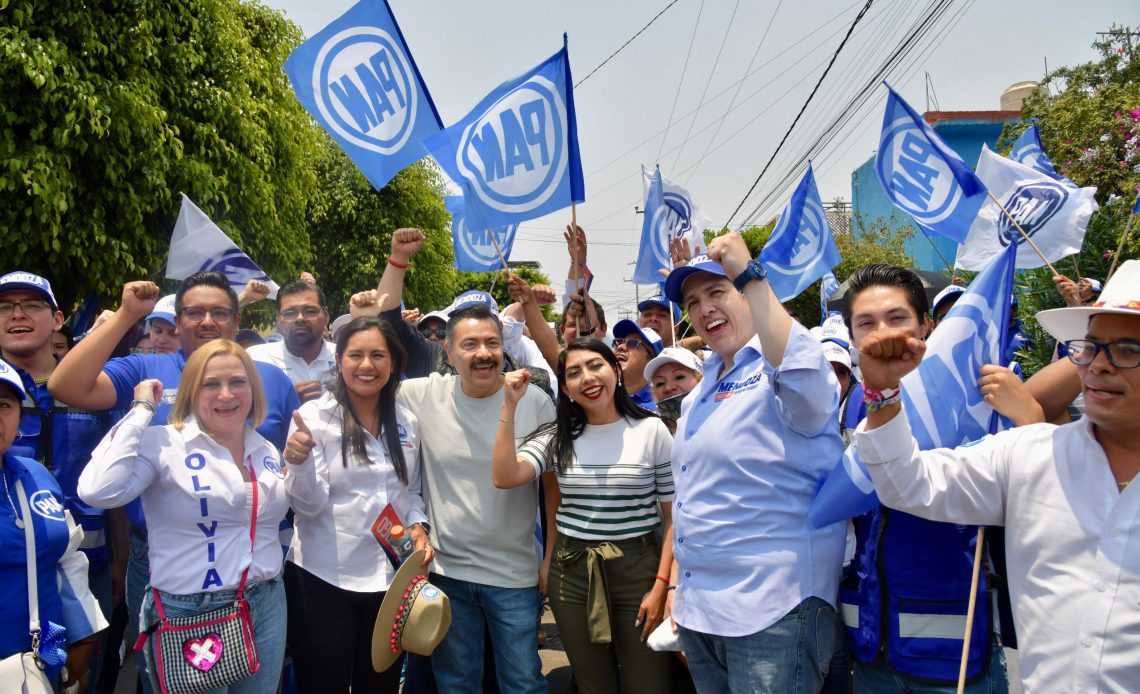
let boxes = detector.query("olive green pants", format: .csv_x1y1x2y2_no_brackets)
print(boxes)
548,533,673,694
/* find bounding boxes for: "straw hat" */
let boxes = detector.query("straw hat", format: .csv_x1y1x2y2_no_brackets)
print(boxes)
371,550,452,672
1036,260,1140,342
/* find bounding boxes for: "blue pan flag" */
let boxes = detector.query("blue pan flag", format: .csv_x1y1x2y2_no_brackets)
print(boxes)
820,271,841,325
758,163,841,302
285,0,443,191
809,242,1017,528
634,165,669,284
875,84,988,243
445,195,518,272
1009,123,1073,187
425,44,584,229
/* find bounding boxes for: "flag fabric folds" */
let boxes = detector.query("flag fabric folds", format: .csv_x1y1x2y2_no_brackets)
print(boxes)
167,195,280,298
820,271,841,325
445,195,518,272
809,242,1017,527
1009,123,1073,186
634,165,670,284
957,146,1098,270
424,45,584,229
285,0,442,191
642,167,713,254
875,84,988,244
758,164,841,302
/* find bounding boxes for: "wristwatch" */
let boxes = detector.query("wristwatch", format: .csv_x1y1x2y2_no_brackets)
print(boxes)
732,259,768,291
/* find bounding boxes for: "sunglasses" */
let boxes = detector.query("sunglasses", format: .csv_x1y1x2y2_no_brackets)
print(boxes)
611,337,648,352
421,327,447,340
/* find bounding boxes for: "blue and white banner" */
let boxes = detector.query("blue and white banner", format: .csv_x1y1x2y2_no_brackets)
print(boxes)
758,164,841,302
809,242,1017,527
445,195,518,272
285,0,442,191
958,146,1097,270
875,84,988,243
424,44,585,229
1009,123,1073,186
633,165,670,284
167,195,280,298
820,271,841,325
642,167,713,254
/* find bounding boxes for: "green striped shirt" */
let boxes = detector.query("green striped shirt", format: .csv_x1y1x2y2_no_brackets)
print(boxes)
519,417,674,540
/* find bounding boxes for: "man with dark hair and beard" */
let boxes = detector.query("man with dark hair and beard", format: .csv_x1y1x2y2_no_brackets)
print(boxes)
247,278,336,403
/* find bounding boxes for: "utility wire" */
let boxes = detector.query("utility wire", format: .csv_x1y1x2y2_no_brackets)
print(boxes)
575,0,683,88
655,0,706,163
724,0,876,229
671,0,741,171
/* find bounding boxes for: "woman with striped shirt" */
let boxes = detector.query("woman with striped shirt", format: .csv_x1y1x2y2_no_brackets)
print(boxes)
493,338,674,693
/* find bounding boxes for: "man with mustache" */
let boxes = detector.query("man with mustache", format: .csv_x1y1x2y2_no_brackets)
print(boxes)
355,228,556,694
247,278,335,403
853,260,1140,692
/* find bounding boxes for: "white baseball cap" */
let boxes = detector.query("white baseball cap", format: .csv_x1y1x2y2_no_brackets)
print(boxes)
643,347,703,382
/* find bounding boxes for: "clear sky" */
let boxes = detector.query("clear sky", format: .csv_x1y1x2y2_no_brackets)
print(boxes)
263,0,1137,319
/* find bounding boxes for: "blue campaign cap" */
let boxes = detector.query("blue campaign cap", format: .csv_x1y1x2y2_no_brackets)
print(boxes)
448,290,500,316
612,319,663,357
637,293,682,321
0,270,58,308
663,255,727,303
0,358,26,400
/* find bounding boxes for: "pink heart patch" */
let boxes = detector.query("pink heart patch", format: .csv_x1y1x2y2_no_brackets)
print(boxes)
183,633,224,672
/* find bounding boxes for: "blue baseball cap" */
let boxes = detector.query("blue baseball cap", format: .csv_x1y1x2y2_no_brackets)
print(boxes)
612,319,663,357
448,290,499,316
0,358,26,400
663,255,727,303
0,270,57,308
637,293,682,321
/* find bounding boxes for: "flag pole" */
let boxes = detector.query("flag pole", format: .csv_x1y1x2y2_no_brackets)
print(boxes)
956,527,986,694
1107,210,1137,280
918,227,956,276
488,230,510,272
985,191,1059,275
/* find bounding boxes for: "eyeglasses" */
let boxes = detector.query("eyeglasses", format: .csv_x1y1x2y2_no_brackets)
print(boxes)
1063,339,1140,369
180,307,236,324
420,327,446,341
612,337,647,352
279,306,323,321
0,298,51,317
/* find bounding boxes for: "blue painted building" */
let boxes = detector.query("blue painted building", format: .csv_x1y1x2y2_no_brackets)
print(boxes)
852,110,1020,272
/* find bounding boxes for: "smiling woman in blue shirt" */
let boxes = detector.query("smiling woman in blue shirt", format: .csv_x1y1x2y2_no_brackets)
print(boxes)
661,233,847,693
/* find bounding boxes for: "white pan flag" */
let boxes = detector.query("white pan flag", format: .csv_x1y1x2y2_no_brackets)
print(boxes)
957,146,1098,270
167,195,281,299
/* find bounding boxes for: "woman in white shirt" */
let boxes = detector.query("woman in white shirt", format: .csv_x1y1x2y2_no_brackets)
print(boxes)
79,339,291,694
492,338,675,694
281,316,431,693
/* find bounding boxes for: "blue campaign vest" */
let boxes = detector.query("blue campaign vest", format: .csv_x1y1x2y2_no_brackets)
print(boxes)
11,366,110,568
839,390,992,683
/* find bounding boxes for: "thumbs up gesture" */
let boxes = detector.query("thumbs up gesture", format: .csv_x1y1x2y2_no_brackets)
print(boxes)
284,411,316,465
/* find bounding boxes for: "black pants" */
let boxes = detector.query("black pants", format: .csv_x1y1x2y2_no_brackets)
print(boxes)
284,561,403,693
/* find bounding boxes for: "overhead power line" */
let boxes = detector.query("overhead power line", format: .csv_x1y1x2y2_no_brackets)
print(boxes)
723,0,876,229
655,0,706,163
574,0,683,88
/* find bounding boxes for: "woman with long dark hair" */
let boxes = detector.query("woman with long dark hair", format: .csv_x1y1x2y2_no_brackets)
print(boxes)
281,316,432,693
492,338,675,693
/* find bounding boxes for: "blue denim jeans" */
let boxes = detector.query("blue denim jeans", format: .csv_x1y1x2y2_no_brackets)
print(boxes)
141,573,286,694
679,596,840,694
127,532,155,694
427,574,544,694
852,640,1008,694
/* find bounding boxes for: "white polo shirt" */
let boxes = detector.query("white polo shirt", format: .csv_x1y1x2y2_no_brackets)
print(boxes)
247,340,337,385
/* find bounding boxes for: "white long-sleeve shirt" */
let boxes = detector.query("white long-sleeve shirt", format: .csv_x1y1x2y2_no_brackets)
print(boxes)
78,407,290,595
284,393,426,592
855,409,1140,694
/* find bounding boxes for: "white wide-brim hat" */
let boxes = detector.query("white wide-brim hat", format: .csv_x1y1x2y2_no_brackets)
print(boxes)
1036,260,1140,342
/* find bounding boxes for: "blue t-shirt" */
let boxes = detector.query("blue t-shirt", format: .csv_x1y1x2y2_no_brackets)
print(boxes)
630,384,658,413
102,351,299,530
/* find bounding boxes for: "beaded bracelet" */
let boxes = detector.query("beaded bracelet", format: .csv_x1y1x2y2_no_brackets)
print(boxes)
864,385,902,411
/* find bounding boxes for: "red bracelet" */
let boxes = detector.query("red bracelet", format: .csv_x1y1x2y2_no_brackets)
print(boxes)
387,257,409,270
655,575,669,585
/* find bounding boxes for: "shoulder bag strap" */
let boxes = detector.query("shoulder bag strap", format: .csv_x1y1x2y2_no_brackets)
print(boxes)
15,478,42,653
236,453,259,599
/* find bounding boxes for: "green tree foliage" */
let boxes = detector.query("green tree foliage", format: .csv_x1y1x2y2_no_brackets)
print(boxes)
307,142,454,317
997,28,1140,374
454,266,556,322
2,0,322,310
735,219,915,325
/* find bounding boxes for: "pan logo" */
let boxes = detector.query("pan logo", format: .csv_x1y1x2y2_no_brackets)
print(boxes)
662,192,695,236
457,76,567,214
878,118,965,226
996,180,1068,247
199,249,271,288
456,215,517,267
313,27,417,154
